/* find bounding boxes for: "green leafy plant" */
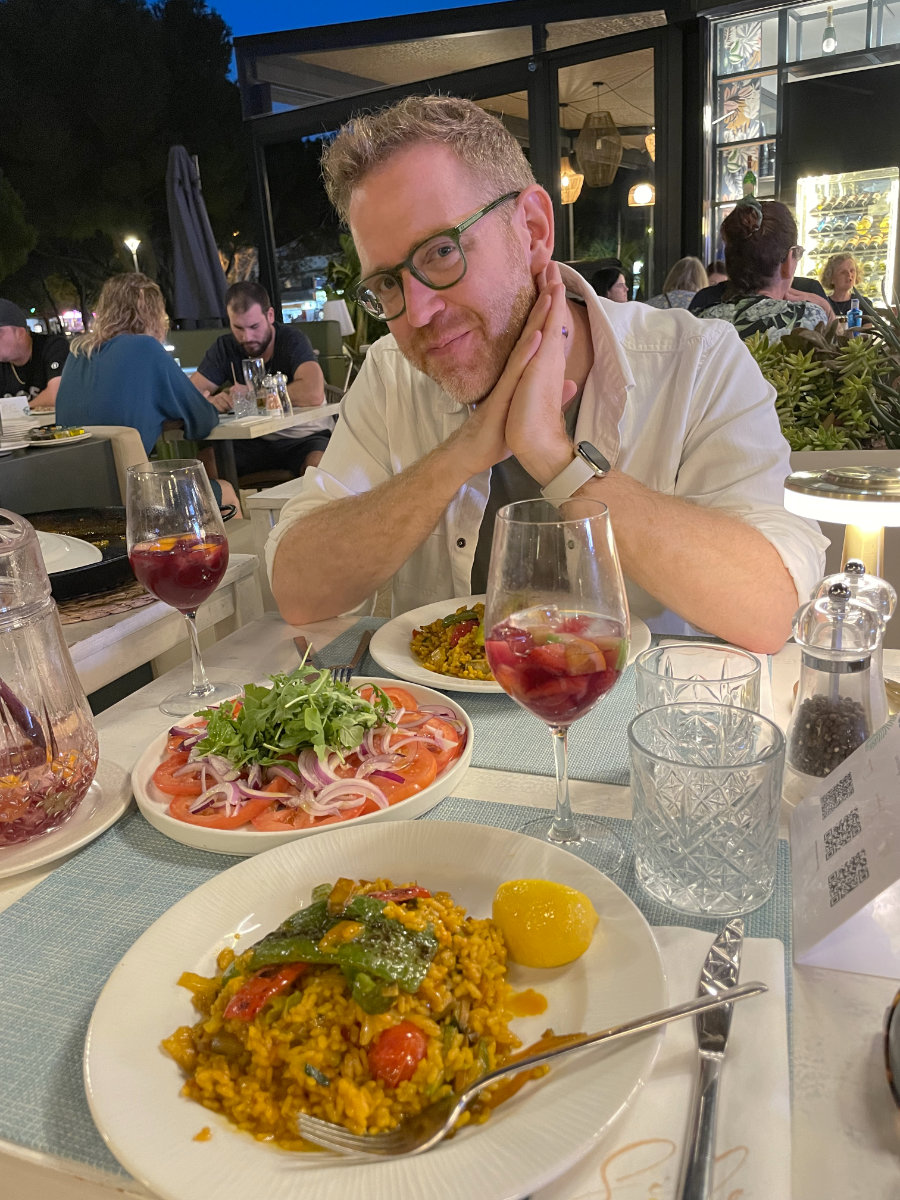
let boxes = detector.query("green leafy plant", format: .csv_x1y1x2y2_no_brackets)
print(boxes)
745,319,900,450
325,233,387,366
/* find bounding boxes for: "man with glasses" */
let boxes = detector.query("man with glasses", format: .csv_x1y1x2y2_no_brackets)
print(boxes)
268,96,826,651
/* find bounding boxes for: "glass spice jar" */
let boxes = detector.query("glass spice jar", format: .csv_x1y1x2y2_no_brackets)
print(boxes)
786,582,883,785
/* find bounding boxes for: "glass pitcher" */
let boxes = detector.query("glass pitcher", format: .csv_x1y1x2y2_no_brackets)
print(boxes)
0,511,99,846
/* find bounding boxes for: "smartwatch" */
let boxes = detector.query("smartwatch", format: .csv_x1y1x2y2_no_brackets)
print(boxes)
540,441,611,500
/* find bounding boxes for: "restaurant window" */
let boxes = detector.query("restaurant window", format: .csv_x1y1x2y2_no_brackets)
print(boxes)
787,0,869,62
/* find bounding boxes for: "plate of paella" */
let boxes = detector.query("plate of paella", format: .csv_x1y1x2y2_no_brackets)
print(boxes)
370,595,651,694
83,820,666,1200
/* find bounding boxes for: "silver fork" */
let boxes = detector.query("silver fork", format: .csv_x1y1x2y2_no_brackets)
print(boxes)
297,981,766,1159
328,630,373,684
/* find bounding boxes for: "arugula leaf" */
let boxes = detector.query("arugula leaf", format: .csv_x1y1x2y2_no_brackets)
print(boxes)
192,666,393,766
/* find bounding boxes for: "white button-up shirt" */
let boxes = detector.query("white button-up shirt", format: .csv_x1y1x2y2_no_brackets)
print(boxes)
267,266,827,632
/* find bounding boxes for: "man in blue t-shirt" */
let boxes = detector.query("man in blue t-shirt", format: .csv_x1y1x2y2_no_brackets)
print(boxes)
191,281,331,477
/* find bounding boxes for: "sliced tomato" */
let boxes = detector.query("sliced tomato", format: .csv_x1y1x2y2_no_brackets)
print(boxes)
368,1021,428,1088
224,962,308,1021
357,684,421,721
419,716,465,774
168,790,274,829
153,751,204,797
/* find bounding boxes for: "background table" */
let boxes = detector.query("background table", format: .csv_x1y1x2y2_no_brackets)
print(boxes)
0,614,898,1199
0,437,121,513
201,404,342,492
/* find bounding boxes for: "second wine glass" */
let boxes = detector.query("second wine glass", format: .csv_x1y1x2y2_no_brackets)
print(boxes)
126,459,241,716
484,498,630,873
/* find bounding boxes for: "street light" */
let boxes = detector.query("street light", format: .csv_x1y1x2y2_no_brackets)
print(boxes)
124,236,141,272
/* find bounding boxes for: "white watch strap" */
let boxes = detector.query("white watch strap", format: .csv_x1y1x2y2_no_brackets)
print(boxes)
540,455,597,501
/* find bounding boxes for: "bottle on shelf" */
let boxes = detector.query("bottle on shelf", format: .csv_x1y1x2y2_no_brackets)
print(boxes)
742,155,756,198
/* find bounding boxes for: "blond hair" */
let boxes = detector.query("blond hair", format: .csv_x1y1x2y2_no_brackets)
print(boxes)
820,253,863,291
72,273,168,357
321,94,536,224
663,256,708,293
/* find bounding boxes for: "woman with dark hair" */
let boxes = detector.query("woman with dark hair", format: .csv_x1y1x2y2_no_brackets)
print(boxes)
697,199,832,342
592,266,629,303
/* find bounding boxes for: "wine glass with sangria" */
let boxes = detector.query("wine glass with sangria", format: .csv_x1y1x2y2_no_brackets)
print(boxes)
484,498,629,872
126,459,241,716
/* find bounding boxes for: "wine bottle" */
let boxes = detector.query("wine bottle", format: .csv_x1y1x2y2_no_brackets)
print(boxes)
742,155,757,198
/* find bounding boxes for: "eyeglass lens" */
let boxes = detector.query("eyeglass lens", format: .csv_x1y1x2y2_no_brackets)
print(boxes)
886,989,900,1106
361,234,466,320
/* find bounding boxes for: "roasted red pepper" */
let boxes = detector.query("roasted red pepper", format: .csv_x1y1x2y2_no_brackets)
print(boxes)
223,962,307,1021
365,886,432,903
449,619,477,647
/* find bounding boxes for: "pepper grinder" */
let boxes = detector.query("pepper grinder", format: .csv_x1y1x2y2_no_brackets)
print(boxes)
786,582,883,790
813,559,896,728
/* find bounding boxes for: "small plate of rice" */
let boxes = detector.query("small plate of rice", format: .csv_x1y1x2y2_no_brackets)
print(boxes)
84,821,666,1200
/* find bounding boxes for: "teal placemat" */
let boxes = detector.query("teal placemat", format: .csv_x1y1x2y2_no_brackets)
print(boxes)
0,799,790,1179
318,618,637,785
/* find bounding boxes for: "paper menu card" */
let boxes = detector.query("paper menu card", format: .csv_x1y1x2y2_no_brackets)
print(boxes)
791,716,900,978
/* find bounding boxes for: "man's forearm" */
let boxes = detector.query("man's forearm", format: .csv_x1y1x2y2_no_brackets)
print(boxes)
583,471,798,653
272,440,472,623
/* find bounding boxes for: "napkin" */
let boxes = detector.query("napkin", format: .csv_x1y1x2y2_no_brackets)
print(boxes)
532,928,790,1199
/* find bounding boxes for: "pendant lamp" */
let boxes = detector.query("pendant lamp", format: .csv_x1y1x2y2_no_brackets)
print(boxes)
560,155,584,206
575,82,623,188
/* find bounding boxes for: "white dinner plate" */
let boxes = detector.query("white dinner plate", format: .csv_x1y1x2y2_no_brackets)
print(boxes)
0,759,131,879
0,442,29,454
28,429,93,445
370,594,652,693
36,531,103,573
132,677,474,855
84,820,666,1200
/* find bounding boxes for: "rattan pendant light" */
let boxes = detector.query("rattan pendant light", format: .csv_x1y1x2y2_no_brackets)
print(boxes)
575,82,622,188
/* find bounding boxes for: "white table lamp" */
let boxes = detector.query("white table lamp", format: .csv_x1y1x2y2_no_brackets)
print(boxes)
321,299,355,338
784,466,900,576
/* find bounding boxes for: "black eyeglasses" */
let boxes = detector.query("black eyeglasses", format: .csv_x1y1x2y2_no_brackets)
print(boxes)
355,192,520,321
885,987,900,1107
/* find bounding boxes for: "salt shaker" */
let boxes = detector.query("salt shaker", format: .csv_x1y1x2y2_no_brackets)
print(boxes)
275,372,292,417
786,582,883,785
813,559,896,728
260,373,282,414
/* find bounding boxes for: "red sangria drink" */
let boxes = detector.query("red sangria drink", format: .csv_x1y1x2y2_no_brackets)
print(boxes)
126,460,241,716
129,534,229,614
486,609,628,726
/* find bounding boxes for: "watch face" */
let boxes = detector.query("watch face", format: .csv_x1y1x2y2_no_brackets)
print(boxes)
576,441,610,475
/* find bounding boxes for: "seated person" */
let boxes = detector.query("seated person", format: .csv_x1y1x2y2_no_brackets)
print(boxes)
0,299,69,410
56,274,239,511
267,95,826,653
592,266,629,302
706,260,727,285
191,281,331,479
646,257,708,309
695,200,833,342
820,252,862,317
691,264,830,315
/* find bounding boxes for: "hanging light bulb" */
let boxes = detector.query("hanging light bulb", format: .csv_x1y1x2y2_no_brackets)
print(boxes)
559,155,584,205
822,5,837,54
628,182,656,207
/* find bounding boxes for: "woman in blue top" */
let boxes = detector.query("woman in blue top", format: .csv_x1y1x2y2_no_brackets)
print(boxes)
57,273,239,511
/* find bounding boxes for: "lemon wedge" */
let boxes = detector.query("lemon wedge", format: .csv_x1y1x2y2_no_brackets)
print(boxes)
492,878,599,968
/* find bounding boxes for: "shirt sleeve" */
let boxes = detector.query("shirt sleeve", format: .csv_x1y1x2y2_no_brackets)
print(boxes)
156,344,219,441
195,337,229,386
283,327,318,375
673,318,828,603
42,335,70,380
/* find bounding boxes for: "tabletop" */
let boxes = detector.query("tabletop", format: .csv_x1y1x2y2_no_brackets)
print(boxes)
1,613,899,1200
204,403,342,441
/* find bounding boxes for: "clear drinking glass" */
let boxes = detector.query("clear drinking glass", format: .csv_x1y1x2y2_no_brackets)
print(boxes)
241,357,265,404
634,643,761,713
484,498,630,873
628,702,785,915
126,460,241,716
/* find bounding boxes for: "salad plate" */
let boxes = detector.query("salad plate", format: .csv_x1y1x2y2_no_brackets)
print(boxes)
84,819,666,1200
132,676,474,855
370,595,652,693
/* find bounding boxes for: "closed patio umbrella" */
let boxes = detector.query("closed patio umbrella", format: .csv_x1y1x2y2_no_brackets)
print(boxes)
165,145,227,328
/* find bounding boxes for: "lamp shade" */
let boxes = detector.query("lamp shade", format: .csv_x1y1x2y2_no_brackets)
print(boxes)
575,111,623,188
321,299,355,337
559,156,584,206
628,183,656,207
784,467,900,527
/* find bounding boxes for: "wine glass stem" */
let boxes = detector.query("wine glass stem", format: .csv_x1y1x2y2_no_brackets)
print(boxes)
183,610,214,699
549,724,578,842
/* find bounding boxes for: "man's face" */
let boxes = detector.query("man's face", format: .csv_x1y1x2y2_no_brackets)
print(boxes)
0,325,28,364
228,303,276,359
349,144,537,406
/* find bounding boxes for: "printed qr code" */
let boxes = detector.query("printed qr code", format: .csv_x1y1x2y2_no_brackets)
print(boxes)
824,808,862,861
820,772,853,819
827,849,869,907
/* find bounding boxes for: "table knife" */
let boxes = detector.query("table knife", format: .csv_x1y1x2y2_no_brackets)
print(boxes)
676,917,744,1200
292,635,317,666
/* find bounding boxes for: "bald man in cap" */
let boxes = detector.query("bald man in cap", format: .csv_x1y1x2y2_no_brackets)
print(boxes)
0,300,69,410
